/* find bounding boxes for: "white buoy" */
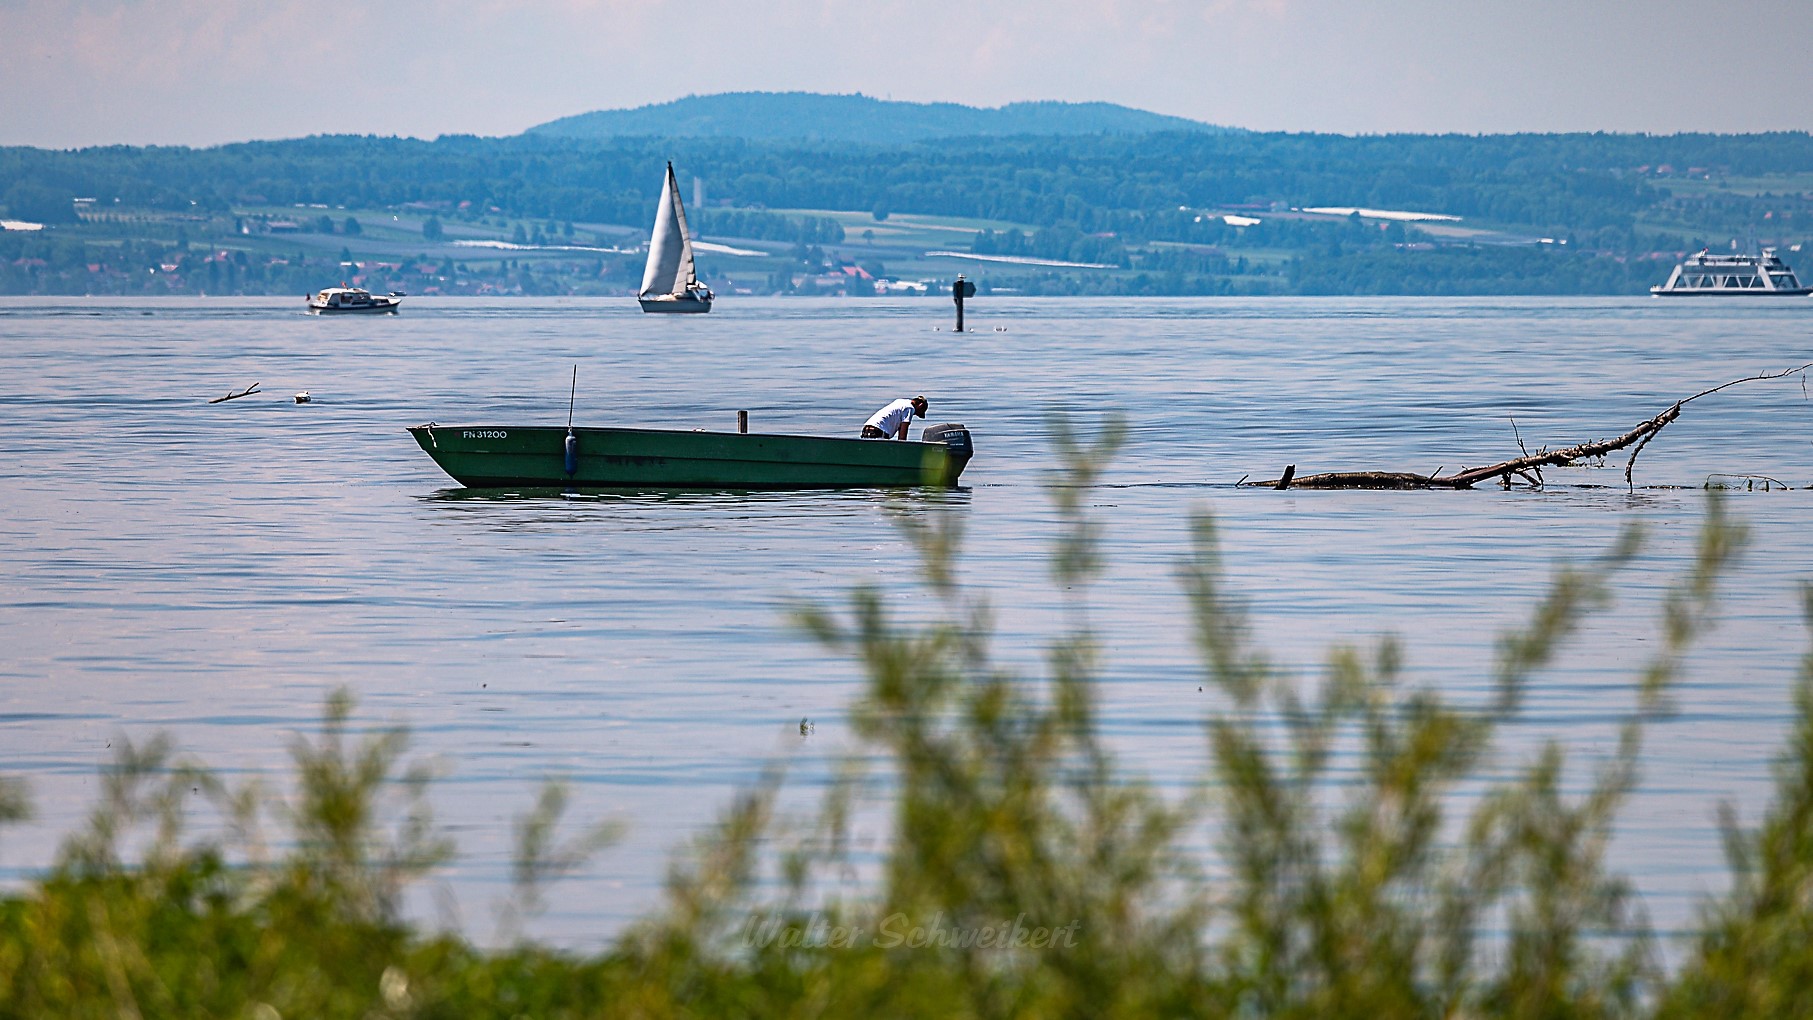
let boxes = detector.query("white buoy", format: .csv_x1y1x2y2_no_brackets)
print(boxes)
294,391,311,404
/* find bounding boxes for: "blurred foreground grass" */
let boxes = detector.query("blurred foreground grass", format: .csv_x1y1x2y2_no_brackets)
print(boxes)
3,425,1812,1018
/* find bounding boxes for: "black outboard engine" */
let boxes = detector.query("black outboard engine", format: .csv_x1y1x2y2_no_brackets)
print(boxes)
920,422,974,484
922,422,972,455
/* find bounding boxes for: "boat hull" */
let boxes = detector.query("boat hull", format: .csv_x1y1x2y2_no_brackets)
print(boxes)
1650,288,1813,297
408,424,971,489
308,303,401,313
638,294,712,313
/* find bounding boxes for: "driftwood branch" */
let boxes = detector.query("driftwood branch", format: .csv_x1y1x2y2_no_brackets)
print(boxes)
1252,364,1812,492
208,381,261,404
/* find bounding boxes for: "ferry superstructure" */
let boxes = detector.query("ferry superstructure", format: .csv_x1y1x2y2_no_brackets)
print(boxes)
1651,248,1812,296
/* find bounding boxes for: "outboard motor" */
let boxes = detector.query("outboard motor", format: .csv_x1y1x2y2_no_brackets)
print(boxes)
920,422,974,484
922,422,972,456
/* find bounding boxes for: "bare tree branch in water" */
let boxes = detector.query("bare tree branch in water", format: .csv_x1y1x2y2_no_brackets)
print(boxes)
1246,363,1813,492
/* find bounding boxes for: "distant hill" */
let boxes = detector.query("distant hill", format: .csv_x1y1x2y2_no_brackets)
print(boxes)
523,92,1229,144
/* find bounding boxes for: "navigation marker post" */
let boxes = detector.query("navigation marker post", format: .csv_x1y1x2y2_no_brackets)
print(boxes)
952,274,976,332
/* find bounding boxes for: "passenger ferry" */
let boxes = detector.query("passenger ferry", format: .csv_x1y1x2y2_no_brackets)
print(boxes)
1651,248,1812,296
307,286,404,313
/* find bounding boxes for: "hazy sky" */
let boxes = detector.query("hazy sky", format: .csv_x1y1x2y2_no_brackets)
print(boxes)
5,0,1812,147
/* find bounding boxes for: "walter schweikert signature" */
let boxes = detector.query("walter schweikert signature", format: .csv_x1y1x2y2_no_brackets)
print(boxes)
739,912,1081,951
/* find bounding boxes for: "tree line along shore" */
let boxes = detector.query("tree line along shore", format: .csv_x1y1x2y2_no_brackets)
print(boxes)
4,131,1813,297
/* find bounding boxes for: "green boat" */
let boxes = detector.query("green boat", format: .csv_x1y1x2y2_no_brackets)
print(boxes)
408,422,973,489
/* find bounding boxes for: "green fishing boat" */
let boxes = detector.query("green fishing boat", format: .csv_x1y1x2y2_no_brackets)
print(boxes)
408,422,973,489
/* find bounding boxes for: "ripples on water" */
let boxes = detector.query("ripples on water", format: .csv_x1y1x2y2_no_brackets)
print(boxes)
1,295,1810,943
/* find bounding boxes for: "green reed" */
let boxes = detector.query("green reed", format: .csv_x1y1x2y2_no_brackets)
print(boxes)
2,421,1810,1018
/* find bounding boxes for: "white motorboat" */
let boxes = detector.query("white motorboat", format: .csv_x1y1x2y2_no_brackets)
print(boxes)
308,286,404,313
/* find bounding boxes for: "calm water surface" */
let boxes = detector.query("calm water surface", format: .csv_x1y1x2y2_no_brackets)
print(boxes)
2,295,1810,945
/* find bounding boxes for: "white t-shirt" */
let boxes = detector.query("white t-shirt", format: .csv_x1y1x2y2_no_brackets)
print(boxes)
865,398,918,437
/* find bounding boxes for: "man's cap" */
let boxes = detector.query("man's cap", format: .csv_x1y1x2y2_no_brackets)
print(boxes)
912,395,928,416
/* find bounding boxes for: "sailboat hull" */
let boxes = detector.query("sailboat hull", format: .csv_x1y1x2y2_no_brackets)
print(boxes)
638,294,713,313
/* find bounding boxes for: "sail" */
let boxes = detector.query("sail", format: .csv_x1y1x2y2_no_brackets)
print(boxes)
639,163,698,297
669,165,699,292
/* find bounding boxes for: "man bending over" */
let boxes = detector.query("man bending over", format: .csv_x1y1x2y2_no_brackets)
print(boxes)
861,395,928,439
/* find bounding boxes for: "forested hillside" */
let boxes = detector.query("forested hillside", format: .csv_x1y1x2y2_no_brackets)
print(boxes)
4,128,1813,297
526,92,1223,143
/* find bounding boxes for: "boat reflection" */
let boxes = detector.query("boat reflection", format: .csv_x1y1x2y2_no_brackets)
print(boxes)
416,485,972,533
420,485,971,505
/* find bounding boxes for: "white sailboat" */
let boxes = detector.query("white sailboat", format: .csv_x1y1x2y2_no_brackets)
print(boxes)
638,162,714,313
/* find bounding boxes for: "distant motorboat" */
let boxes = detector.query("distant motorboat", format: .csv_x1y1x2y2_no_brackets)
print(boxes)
308,287,403,313
1651,248,1812,297
638,162,713,313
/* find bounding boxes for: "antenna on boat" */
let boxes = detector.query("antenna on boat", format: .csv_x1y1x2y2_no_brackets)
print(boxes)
564,365,579,478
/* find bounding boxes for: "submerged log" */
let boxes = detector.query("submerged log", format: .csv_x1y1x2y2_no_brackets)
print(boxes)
1270,470,1473,490
1245,364,1810,492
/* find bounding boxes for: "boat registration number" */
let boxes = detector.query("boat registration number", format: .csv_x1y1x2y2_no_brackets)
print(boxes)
463,430,508,439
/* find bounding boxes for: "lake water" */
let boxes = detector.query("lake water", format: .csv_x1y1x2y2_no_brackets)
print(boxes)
2,295,1810,947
